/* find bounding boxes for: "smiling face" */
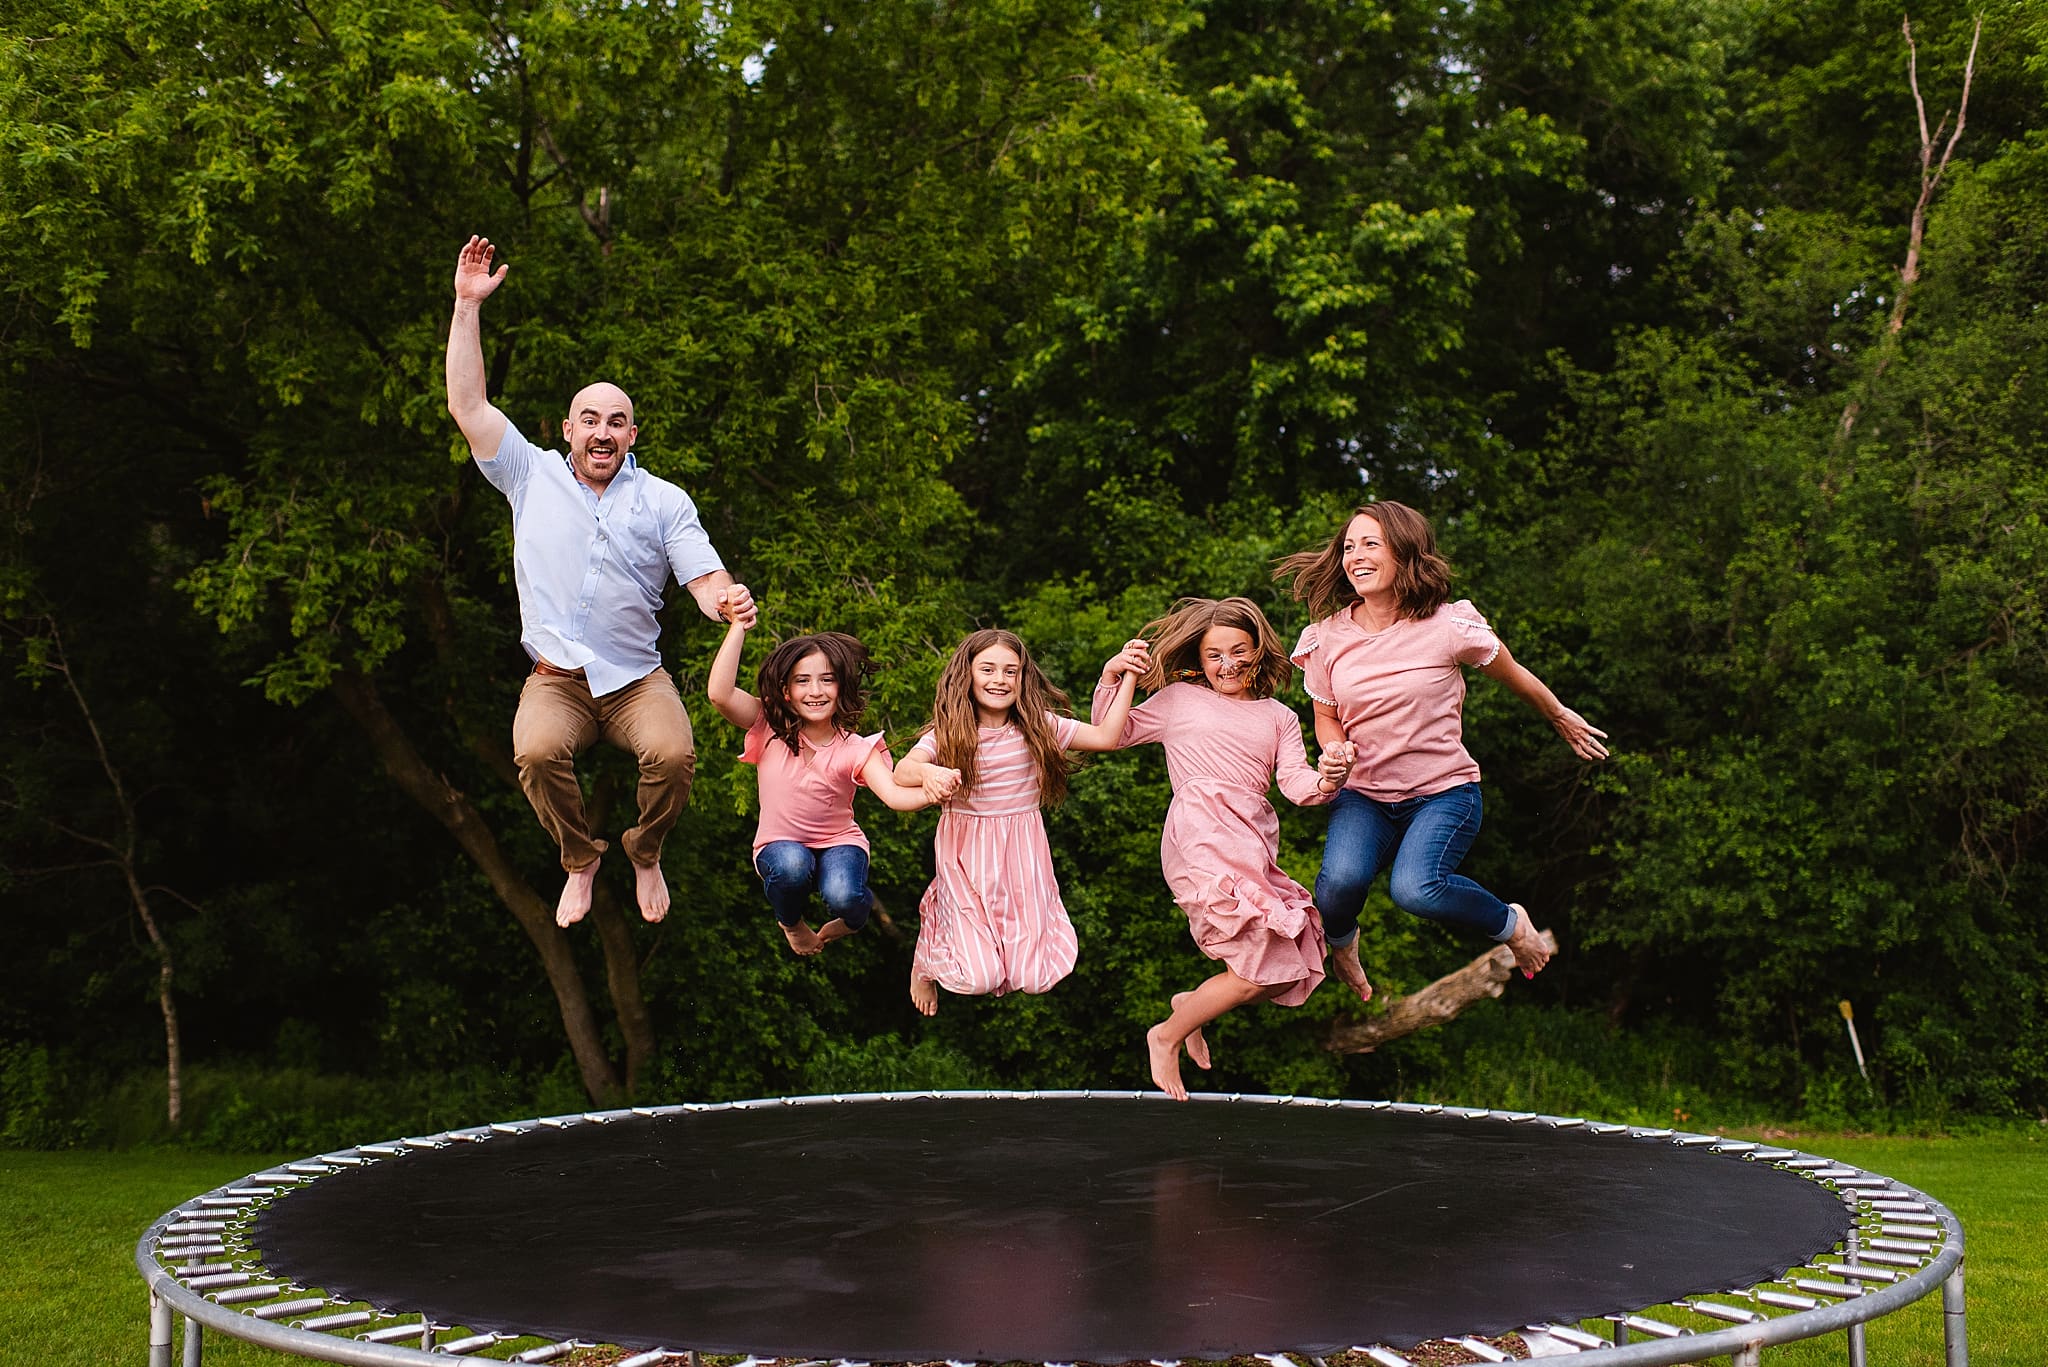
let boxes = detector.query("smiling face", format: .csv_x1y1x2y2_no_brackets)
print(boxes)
562,382,637,490
1342,512,1398,603
781,650,841,732
969,643,1023,722
1199,625,1260,697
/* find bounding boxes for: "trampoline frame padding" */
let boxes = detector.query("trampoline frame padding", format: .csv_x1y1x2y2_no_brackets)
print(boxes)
136,1091,1968,1366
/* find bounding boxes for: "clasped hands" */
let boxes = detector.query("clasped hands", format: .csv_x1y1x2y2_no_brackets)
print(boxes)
716,583,759,629
1316,740,1357,792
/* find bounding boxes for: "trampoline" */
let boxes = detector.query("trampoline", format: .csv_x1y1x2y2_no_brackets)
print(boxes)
138,1092,1967,1366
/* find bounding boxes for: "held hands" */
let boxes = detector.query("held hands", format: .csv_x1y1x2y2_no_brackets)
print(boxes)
921,766,963,805
718,583,759,629
453,236,509,304
1100,638,1152,688
1549,708,1610,762
1316,740,1357,792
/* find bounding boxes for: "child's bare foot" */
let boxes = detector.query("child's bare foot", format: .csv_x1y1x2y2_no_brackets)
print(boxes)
1146,1022,1189,1101
632,859,670,923
780,921,822,956
556,859,600,927
1168,992,1212,1070
910,974,939,1017
1505,903,1552,977
1329,940,1374,1003
815,917,856,946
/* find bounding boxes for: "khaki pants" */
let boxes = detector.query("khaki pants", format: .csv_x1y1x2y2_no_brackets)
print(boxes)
512,667,696,872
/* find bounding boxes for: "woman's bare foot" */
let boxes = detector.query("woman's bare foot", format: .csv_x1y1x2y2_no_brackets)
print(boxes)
632,859,670,923
1146,1022,1189,1101
815,917,856,946
1328,940,1374,1003
910,974,939,1017
1169,992,1212,1070
780,921,823,956
556,860,600,927
1505,903,1552,977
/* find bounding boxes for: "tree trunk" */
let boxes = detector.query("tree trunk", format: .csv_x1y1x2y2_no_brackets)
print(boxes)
121,866,184,1128
331,670,624,1104
1325,930,1560,1055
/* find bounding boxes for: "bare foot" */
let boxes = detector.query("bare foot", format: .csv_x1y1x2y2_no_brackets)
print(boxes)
632,859,670,923
1505,903,1552,977
780,921,822,956
1146,1022,1189,1101
1169,992,1212,1070
815,917,856,946
556,860,599,927
1329,940,1374,1004
910,974,939,1017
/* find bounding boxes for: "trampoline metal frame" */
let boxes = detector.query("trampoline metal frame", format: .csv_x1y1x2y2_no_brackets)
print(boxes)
136,1091,1969,1367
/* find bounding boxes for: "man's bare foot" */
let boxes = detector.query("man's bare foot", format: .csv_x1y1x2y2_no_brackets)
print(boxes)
632,860,670,923
910,974,939,1017
1505,903,1552,977
1146,1022,1189,1101
556,860,600,927
815,917,856,946
1169,992,1212,1070
1329,940,1374,1003
780,921,822,956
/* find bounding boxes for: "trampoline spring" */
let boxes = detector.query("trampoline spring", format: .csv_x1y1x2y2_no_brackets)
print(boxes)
402,1137,443,1150
1756,1290,1821,1310
210,1284,289,1305
1622,1314,1685,1338
511,1343,582,1364
182,1273,251,1291
1782,1158,1833,1169
316,1154,366,1166
1146,1359,1181,1366
616,1352,677,1367
1872,1209,1937,1223
1453,1338,1511,1362
174,1264,234,1279
1631,1127,1674,1138
166,1221,228,1234
1751,1147,1799,1160
1530,1322,1606,1349
1879,1224,1942,1239
1544,1116,1585,1128
197,1197,255,1208
226,1187,276,1197
1869,1198,1930,1211
1588,1122,1629,1135
357,1144,405,1156
1687,1300,1763,1324
1856,1249,1926,1268
435,1330,503,1353
249,1173,302,1186
359,1322,432,1344
1360,1347,1414,1366
295,1311,374,1332
1823,1262,1901,1283
490,1123,527,1135
1871,1237,1936,1254
1676,1134,1720,1147
252,1298,329,1321
1714,1141,1759,1154
286,1162,332,1175
1792,1278,1862,1299
165,1245,227,1261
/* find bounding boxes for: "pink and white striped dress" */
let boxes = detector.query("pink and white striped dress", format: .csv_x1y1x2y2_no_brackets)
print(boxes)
908,714,1081,997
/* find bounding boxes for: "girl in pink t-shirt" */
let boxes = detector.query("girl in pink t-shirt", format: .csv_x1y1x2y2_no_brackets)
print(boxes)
1278,501,1609,994
890,629,1143,1017
708,617,935,956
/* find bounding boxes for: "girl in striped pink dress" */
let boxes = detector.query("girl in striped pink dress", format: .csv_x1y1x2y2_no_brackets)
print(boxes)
892,629,1147,1015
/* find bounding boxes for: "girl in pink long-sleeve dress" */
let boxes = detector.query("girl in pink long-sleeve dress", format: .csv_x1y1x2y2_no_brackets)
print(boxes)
1093,597,1356,1100
893,629,1144,1016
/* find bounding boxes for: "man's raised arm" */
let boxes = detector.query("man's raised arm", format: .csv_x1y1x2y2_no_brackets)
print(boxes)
446,235,511,458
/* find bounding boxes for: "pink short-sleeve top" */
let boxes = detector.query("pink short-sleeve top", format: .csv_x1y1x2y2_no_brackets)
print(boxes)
1291,599,1501,802
908,712,1081,816
739,717,890,855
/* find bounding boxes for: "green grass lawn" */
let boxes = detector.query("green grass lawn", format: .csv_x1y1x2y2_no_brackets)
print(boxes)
5,1132,2042,1365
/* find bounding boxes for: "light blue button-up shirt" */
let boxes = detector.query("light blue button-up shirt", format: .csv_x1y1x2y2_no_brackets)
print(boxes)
477,422,725,697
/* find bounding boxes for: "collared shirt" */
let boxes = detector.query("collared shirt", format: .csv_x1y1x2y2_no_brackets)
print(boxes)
477,421,724,697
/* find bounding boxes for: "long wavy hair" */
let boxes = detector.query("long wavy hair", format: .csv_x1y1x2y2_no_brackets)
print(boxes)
1273,501,1453,621
757,632,874,755
1138,597,1291,699
925,629,1073,806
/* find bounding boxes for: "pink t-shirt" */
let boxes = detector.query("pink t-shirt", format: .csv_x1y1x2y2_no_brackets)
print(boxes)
908,713,1081,815
1291,599,1501,802
739,717,890,855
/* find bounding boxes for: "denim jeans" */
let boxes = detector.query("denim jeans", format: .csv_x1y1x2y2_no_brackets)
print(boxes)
1314,783,1514,946
755,841,872,930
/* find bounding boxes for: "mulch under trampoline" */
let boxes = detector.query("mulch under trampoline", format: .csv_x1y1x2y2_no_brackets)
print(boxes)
248,1096,1850,1361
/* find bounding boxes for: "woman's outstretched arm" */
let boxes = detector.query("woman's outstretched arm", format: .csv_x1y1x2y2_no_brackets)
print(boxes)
1479,643,1609,761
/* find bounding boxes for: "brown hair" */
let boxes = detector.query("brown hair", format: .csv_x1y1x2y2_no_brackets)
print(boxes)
925,629,1073,807
757,632,874,755
1137,597,1292,699
1273,501,1453,621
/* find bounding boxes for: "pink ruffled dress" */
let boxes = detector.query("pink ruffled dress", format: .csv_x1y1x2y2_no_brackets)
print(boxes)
1093,682,1334,1004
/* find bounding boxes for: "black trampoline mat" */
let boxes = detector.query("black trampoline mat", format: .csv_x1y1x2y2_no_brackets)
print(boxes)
251,1098,1850,1360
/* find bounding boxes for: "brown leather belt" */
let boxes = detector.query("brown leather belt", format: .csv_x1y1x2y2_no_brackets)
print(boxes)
532,659,586,679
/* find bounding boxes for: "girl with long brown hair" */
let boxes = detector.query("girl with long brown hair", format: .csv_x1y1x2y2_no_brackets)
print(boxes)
1089,597,1357,1101
708,614,937,956
1276,502,1608,994
892,629,1146,1015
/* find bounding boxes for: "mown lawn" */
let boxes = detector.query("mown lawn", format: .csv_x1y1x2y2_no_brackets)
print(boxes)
5,1132,2040,1365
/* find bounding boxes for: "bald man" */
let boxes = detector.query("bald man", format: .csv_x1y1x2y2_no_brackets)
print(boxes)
446,235,755,929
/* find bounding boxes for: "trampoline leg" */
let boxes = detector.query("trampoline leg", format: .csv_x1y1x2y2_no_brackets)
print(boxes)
1611,1317,1628,1346
149,1290,173,1367
1847,1321,1867,1367
1943,1262,1968,1367
1730,1341,1762,1367
182,1316,203,1367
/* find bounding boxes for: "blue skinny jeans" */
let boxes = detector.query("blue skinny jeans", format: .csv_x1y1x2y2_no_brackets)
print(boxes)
1314,783,1514,947
755,841,872,931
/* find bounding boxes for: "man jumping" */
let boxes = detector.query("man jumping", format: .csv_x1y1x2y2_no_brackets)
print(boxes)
445,234,754,928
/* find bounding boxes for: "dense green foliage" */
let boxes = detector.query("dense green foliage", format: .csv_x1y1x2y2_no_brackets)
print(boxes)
3,0,2043,1135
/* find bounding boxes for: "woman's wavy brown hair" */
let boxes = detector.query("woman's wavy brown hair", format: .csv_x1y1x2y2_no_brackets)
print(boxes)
1138,597,1291,700
925,629,1073,806
1273,501,1453,621
757,632,874,755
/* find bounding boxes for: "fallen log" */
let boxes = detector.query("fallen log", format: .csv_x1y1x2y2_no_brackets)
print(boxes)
1325,929,1559,1054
